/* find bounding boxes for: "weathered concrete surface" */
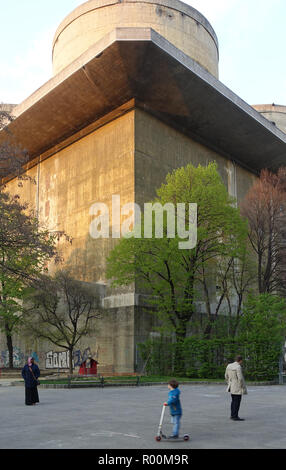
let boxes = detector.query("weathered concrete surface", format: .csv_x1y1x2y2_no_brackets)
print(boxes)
0,103,17,115
52,0,219,77
2,29,286,172
2,23,285,376
1,384,286,449
0,106,258,374
0,101,259,375
0,109,136,374
134,108,257,206
253,104,286,135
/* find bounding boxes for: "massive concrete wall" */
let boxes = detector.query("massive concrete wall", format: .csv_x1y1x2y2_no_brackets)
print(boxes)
1,107,257,372
7,110,135,282
134,108,257,207
0,305,135,373
1,110,136,373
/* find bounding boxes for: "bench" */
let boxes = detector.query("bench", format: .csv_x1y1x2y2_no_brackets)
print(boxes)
67,375,141,388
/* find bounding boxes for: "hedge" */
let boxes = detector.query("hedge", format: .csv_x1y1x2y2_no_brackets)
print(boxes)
138,336,282,381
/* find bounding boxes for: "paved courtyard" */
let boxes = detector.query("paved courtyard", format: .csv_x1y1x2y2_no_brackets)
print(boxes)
0,383,286,449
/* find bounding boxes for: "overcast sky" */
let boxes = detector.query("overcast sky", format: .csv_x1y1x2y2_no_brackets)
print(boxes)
1,0,285,106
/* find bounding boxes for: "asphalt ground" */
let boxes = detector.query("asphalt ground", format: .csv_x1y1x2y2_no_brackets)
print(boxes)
0,383,286,450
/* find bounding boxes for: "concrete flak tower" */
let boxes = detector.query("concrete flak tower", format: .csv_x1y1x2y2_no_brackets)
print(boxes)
253,104,286,135
1,0,286,373
52,0,219,77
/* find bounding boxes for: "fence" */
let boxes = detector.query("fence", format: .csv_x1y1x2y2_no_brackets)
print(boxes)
138,337,283,382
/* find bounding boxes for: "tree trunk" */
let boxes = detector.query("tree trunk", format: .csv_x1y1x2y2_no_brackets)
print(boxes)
258,252,263,294
230,295,243,338
174,324,187,376
5,321,13,369
69,348,74,375
203,320,213,340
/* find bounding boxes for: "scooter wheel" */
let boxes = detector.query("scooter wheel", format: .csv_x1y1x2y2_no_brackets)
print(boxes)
155,436,162,442
183,435,190,441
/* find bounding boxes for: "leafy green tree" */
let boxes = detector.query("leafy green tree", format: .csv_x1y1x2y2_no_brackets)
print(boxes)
0,273,33,368
237,294,286,380
0,191,60,368
107,163,248,371
0,107,68,368
239,294,286,341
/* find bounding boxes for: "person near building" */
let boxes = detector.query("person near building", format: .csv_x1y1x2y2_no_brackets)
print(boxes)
163,379,183,438
225,355,247,421
21,357,40,406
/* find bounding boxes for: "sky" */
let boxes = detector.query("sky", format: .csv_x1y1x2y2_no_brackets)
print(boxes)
1,0,286,106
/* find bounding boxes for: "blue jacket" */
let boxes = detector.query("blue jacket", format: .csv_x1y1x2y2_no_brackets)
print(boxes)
167,388,182,416
22,364,40,388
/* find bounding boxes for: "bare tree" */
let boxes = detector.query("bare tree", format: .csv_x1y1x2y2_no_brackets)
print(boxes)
240,168,286,295
223,246,257,337
26,270,102,375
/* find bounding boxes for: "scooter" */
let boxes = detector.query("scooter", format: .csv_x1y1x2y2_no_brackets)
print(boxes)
155,404,190,442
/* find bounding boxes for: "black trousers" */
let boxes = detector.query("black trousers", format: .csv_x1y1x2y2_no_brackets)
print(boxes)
25,386,39,406
231,394,242,418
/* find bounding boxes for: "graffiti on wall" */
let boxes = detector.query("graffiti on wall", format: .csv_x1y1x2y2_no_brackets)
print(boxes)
45,350,71,369
0,349,42,368
0,347,24,367
0,344,97,369
45,347,96,369
74,347,93,367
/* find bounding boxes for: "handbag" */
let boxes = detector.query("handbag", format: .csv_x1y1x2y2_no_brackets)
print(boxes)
29,366,40,386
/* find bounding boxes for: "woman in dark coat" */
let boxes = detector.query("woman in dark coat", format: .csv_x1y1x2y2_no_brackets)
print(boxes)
21,357,40,406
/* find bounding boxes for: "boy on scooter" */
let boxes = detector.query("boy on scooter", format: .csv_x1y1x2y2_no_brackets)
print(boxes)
164,379,182,439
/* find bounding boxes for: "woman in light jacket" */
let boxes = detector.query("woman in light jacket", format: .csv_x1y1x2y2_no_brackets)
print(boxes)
225,355,247,421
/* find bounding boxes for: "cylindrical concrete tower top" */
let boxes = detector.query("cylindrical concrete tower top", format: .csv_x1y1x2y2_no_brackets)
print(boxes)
0,103,16,129
253,104,286,135
0,103,16,113
52,0,219,77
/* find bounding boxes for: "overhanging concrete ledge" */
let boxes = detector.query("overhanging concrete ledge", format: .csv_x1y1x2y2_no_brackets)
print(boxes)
1,27,286,172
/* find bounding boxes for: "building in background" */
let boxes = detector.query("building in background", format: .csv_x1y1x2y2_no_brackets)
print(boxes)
1,0,286,373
